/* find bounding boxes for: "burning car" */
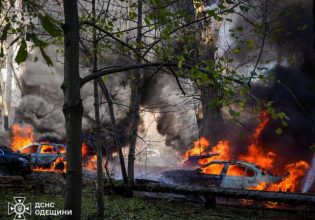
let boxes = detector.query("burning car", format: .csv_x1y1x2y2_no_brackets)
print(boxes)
18,142,66,171
0,145,32,176
160,160,282,189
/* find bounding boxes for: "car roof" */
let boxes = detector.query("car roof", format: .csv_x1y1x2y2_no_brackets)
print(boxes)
201,160,260,169
19,142,66,150
23,142,66,146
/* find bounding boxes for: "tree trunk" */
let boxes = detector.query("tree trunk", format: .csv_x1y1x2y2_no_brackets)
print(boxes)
97,79,128,185
94,74,104,219
4,37,13,130
127,0,143,187
92,0,105,217
133,181,315,205
199,83,225,145
62,0,83,219
313,0,315,55
194,4,226,144
128,72,141,186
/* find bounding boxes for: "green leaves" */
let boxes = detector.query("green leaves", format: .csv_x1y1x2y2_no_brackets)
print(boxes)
40,47,53,66
0,23,11,42
1,1,64,69
15,35,53,66
233,47,241,54
264,102,289,136
28,33,53,66
128,11,137,20
15,39,28,64
0,23,12,59
28,33,47,47
13,12,61,67
177,55,185,69
13,32,55,67
229,109,241,118
38,13,62,37
275,128,282,135
239,5,249,12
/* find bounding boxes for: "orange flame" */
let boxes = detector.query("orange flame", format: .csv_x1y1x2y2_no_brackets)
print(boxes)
239,111,277,170
183,138,231,175
184,111,310,193
198,141,231,163
184,137,209,158
268,161,309,192
240,145,276,170
10,124,34,151
83,155,98,170
249,161,309,192
82,142,89,158
10,124,99,173
33,157,67,173
253,111,269,139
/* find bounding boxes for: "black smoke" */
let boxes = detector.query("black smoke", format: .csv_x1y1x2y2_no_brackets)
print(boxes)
251,66,315,164
219,0,315,166
141,74,198,151
229,0,313,65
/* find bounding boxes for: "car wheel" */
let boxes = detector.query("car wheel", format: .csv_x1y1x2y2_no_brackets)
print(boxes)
54,161,65,171
0,165,9,176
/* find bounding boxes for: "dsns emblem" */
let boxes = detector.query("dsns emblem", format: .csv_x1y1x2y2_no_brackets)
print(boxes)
8,197,31,220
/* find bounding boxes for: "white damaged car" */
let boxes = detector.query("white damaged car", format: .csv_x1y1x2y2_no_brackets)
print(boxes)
160,160,282,189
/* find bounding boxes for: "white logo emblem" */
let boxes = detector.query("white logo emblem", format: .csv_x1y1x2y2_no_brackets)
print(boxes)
8,197,31,220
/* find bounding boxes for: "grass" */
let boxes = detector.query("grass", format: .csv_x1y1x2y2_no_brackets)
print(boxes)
1,186,314,220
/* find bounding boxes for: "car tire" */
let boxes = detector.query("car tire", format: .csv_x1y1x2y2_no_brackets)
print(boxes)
0,165,9,176
54,161,65,171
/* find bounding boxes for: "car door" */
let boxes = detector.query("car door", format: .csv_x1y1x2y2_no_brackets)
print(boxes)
197,162,227,187
220,163,256,189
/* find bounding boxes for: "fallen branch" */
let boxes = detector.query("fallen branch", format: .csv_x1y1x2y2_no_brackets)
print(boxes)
132,180,315,206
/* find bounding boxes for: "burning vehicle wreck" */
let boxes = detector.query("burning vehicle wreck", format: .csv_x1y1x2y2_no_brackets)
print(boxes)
0,145,32,176
16,142,98,172
160,159,282,190
2,0,315,218
18,142,66,171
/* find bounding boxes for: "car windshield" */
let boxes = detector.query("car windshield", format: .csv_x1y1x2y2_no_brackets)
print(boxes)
20,145,38,154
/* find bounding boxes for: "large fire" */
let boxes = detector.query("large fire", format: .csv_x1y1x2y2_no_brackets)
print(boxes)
11,124,34,151
184,111,310,193
10,123,98,173
239,111,276,170
33,157,67,173
250,161,309,192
